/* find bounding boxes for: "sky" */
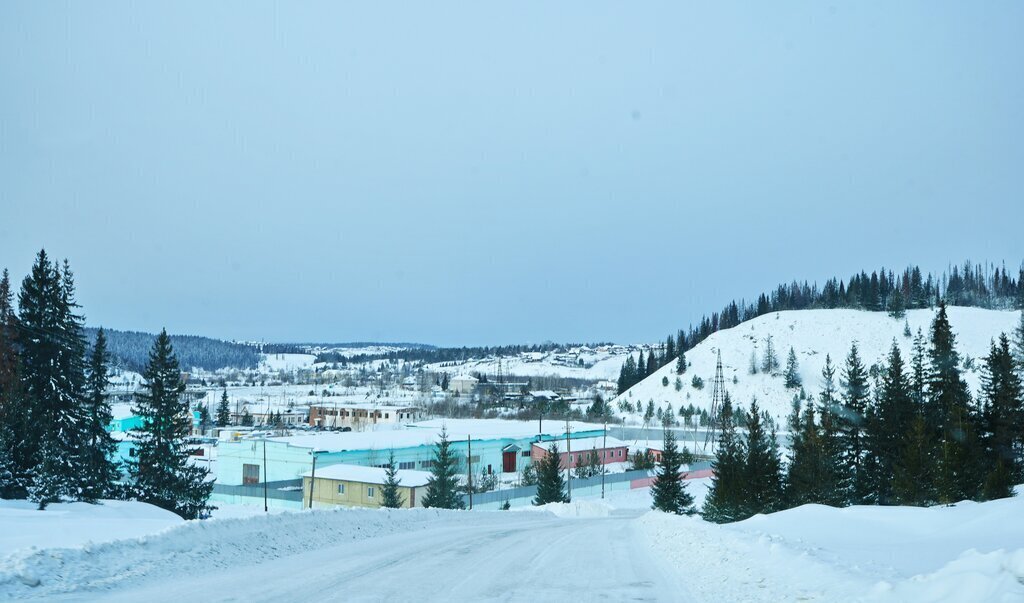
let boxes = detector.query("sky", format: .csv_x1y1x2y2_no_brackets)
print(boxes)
1,2,1023,346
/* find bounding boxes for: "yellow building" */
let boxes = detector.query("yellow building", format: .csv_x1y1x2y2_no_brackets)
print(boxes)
302,464,433,509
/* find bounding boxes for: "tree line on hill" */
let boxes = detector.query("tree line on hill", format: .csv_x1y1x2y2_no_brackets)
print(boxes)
701,303,1024,523
618,261,1024,395
0,251,213,518
313,341,614,367
85,327,259,374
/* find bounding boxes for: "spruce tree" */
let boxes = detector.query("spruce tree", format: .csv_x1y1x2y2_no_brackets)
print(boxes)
0,269,27,498
979,335,1022,497
743,399,784,516
893,415,937,506
1013,312,1024,380
19,252,90,504
128,330,214,519
380,451,404,509
421,428,465,509
533,442,569,505
761,336,779,374
651,427,695,515
784,347,802,389
216,389,231,427
702,395,746,523
786,402,829,506
81,328,120,500
637,351,647,380
817,355,847,506
838,342,871,503
887,288,906,318
675,348,686,375
867,341,914,505
928,303,983,503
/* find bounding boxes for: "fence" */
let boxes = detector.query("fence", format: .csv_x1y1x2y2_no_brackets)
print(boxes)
212,479,305,503
462,460,713,510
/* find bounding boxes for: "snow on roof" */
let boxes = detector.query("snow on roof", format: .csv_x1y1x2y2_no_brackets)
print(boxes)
532,435,627,452
530,390,559,398
451,374,478,382
266,419,605,453
302,464,432,487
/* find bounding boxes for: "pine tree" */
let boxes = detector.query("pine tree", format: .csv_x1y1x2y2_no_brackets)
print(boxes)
81,328,120,501
240,408,253,426
979,335,1022,498
1013,312,1024,379
928,303,983,503
892,415,937,506
128,330,214,519
702,396,746,523
216,389,231,427
748,348,758,375
380,451,404,509
910,329,928,410
761,336,779,374
838,342,871,503
651,427,695,515
784,347,802,389
19,252,90,504
675,348,687,375
887,288,906,319
866,341,914,505
533,442,569,505
786,402,830,506
817,355,847,506
0,269,27,499
743,400,784,516
421,428,465,509
637,351,647,381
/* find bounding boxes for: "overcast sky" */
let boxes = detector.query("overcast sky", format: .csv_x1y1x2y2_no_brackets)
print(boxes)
2,2,1022,346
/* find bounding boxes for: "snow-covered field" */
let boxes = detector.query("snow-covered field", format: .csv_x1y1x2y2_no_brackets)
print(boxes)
423,345,641,381
616,306,1022,424
2,485,1021,601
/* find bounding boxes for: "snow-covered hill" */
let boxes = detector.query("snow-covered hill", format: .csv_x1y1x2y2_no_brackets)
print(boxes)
614,306,1022,425
423,345,641,381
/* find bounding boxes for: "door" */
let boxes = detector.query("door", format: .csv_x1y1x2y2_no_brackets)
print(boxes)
502,451,516,473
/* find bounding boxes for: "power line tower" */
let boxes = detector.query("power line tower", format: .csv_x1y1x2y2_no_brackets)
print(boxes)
704,349,726,451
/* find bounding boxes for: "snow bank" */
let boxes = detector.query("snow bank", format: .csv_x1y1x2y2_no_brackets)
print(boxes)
0,500,182,557
0,506,463,598
521,499,613,518
870,548,1024,602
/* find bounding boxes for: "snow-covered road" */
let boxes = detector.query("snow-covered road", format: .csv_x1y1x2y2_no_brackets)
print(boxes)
39,509,692,603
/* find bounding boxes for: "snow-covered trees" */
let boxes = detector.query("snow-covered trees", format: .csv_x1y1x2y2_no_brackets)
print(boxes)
838,341,871,503
421,428,465,509
651,428,695,515
761,336,779,375
784,347,802,389
979,335,1022,499
81,328,120,501
216,389,231,427
533,442,569,505
128,330,214,519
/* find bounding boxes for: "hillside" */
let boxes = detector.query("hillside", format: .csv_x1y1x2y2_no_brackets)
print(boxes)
85,328,260,373
613,306,1022,425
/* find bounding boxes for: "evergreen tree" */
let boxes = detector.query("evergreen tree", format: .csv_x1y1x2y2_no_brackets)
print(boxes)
240,408,253,426
19,252,90,504
887,288,906,318
761,336,779,374
380,451,405,509
421,428,465,509
743,400,785,516
838,342,871,503
910,329,928,410
637,351,647,382
675,348,686,375
574,447,602,479
664,335,676,370
866,341,914,505
534,443,569,505
0,269,27,498
702,395,746,523
81,328,120,501
784,347,802,389
928,303,983,503
651,428,695,515
817,355,847,506
128,330,214,519
979,335,1022,497
1013,312,1024,379
216,389,231,427
748,348,758,375
195,402,211,432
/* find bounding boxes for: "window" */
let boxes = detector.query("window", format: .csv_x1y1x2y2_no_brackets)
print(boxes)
521,451,531,458
420,460,434,469
242,464,260,485
385,413,389,419
618,449,623,457
399,462,415,470
367,486,375,498
337,483,346,494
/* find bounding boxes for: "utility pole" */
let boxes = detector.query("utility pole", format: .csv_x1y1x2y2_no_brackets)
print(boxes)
467,435,473,510
565,416,572,501
307,454,318,510
263,439,268,513
601,417,607,499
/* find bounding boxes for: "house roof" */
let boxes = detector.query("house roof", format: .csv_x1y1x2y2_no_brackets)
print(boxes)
303,464,432,488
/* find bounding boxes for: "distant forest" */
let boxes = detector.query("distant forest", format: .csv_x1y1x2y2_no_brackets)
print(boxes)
262,342,435,355
312,342,615,366
84,328,259,373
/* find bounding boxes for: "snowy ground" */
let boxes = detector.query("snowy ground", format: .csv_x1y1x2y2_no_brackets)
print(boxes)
1,486,1021,601
616,306,1022,425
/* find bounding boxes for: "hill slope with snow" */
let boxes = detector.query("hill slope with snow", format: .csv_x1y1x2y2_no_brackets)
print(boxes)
614,306,1022,425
